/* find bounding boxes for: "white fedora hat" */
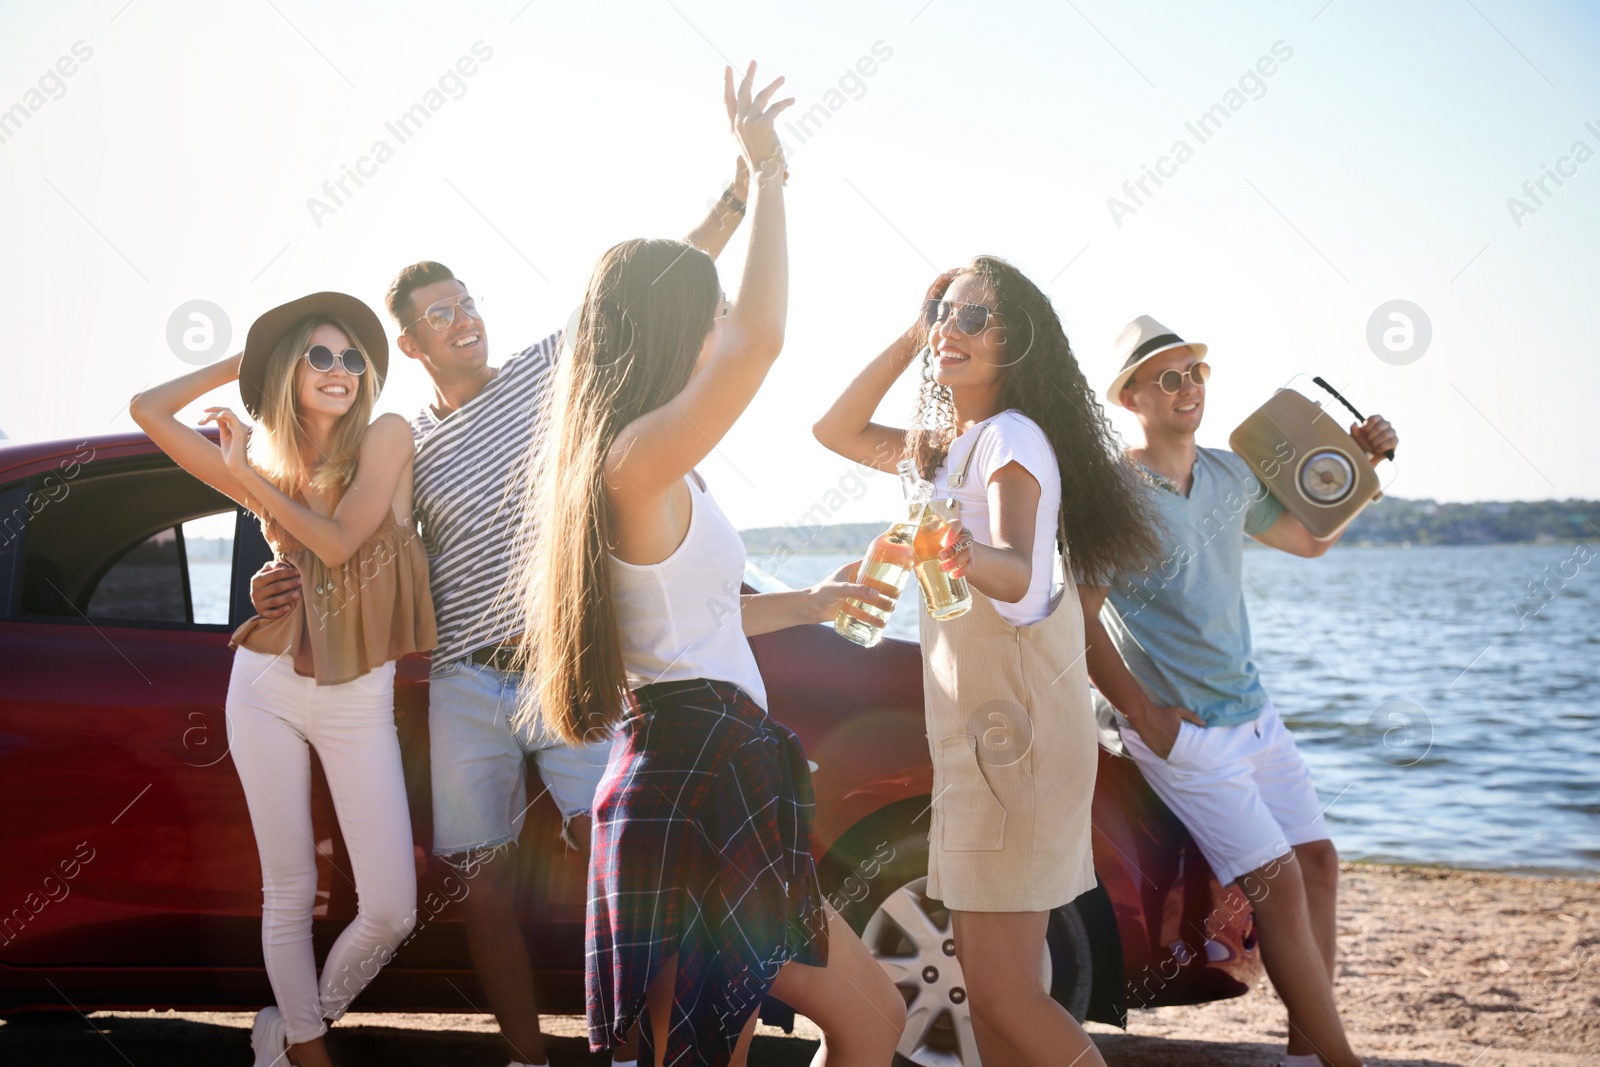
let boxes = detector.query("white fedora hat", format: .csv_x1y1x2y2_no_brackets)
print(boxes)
1105,315,1209,408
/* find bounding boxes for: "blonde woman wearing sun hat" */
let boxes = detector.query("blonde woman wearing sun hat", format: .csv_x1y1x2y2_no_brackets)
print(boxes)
131,292,436,1067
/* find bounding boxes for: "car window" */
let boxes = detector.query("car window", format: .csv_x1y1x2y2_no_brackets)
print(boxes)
183,515,235,625
86,525,189,622
0,480,26,613
75,512,237,624
7,457,241,629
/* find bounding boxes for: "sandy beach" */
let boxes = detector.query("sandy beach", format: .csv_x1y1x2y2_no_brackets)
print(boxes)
4,863,1593,1066
1090,863,1599,1067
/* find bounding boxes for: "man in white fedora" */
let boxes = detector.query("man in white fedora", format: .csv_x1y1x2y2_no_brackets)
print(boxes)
1079,315,1397,1067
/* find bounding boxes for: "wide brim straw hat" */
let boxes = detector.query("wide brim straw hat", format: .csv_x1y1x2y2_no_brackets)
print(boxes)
238,291,389,419
1105,314,1209,408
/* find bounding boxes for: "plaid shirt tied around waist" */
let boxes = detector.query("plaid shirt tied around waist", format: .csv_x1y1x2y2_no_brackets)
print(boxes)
586,678,829,1066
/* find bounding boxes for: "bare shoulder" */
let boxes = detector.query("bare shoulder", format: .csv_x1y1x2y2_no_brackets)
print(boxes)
364,412,417,456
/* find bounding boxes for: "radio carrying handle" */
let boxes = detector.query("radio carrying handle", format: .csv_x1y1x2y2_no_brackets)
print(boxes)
1312,376,1395,461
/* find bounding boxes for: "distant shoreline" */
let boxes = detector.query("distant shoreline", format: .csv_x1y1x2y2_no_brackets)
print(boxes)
741,496,1600,555
1338,856,1599,881
739,540,1598,554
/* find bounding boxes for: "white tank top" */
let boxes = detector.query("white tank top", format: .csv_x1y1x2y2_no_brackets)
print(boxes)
610,472,768,709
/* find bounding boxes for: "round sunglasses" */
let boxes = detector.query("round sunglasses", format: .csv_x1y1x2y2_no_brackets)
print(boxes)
1134,361,1210,394
922,299,1002,336
303,344,367,376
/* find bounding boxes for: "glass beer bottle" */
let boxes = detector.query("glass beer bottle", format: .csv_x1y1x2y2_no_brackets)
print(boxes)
832,483,930,647
900,460,972,621
833,526,914,648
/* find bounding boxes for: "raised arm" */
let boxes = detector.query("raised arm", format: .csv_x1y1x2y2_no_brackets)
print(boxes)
813,270,956,473
1251,511,1332,558
684,156,751,261
605,63,792,497
213,410,415,568
1253,414,1398,558
812,329,919,473
129,352,260,511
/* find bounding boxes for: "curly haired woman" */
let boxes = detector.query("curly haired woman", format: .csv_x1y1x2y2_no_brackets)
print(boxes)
815,258,1163,1067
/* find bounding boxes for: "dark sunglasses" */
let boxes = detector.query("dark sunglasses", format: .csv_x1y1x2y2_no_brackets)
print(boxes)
1135,361,1210,394
303,344,367,376
922,299,1002,336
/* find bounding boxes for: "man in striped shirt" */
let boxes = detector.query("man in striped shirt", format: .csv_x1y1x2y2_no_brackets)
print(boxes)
248,163,751,1067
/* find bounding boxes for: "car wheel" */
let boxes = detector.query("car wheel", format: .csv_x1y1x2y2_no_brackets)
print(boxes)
835,831,1094,1067
1046,896,1095,1021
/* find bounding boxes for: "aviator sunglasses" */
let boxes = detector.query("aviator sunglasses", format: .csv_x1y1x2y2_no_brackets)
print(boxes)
404,295,481,333
922,299,1002,336
303,344,367,376
1136,361,1211,394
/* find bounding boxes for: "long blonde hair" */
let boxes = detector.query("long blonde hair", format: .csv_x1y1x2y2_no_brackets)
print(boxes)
510,239,719,744
247,315,379,498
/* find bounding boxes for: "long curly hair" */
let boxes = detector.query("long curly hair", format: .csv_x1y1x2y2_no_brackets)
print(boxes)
509,238,720,745
904,256,1162,585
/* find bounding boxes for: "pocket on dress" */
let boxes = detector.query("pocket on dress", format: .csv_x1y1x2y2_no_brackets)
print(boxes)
936,735,1007,852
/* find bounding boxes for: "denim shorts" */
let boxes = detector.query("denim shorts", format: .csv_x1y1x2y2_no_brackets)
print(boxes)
428,657,614,860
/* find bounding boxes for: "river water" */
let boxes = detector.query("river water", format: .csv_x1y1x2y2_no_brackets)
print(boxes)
759,543,1600,877
195,542,1597,875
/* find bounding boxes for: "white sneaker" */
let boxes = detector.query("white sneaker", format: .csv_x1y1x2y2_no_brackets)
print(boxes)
250,1006,291,1067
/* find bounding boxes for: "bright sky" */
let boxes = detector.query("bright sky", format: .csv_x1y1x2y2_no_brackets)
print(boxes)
2,0,1596,534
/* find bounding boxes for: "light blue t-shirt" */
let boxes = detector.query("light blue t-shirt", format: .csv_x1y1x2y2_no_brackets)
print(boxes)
1100,447,1285,728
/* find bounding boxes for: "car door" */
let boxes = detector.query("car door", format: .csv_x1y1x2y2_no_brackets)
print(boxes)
0,447,313,975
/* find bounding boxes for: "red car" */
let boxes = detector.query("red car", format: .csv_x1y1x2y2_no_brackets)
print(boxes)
0,432,1259,1065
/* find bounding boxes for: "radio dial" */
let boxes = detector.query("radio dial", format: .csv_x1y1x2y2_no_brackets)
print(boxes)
1299,449,1355,505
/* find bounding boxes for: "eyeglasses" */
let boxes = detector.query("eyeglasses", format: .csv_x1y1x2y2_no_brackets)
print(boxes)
1134,361,1211,394
303,344,367,376
404,295,481,332
922,299,1002,336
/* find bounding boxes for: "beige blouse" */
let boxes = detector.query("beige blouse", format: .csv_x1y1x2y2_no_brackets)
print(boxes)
229,505,437,686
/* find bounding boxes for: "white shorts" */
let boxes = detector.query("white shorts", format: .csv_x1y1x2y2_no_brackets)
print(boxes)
1120,700,1330,886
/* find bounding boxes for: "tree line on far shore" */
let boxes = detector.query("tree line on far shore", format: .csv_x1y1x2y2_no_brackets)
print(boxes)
740,497,1600,556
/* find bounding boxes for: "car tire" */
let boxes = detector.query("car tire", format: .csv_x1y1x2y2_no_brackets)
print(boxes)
829,830,1094,1067
1046,894,1095,1021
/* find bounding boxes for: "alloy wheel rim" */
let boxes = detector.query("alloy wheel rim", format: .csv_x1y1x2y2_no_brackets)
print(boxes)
861,875,1051,1066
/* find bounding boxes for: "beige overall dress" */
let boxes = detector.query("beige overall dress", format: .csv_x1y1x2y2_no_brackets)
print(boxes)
920,429,1099,913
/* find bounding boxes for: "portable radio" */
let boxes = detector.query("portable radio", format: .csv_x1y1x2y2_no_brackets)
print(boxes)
1229,387,1381,541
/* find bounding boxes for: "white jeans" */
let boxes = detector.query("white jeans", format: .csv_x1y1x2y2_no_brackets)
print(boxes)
226,647,418,1044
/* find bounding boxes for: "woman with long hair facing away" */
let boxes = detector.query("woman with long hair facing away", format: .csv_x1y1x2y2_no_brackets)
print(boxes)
814,260,1162,1067
131,293,435,1067
510,64,905,1067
